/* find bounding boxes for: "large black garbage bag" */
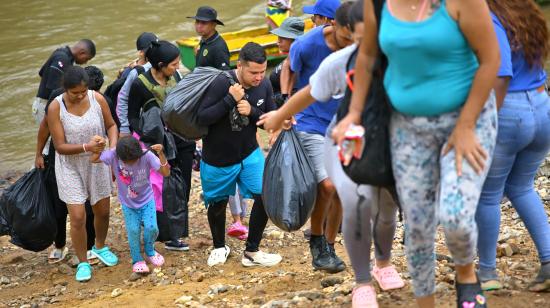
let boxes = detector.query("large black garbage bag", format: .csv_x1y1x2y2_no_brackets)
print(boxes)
156,167,188,242
162,67,232,140
262,128,317,232
0,168,57,251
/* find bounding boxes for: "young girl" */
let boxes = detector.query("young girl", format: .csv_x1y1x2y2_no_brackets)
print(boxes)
227,187,249,240
92,136,170,273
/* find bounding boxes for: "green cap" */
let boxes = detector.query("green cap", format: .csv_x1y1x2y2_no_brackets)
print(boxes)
270,17,305,39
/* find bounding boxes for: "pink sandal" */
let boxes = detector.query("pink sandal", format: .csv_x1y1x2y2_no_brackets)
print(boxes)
146,251,165,267
237,232,248,241
132,261,150,273
227,222,248,238
371,265,405,291
352,284,378,308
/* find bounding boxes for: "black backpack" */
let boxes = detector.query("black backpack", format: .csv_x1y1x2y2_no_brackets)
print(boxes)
335,0,394,188
104,65,145,128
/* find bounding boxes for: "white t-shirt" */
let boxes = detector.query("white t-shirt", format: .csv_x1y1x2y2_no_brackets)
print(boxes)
309,44,357,103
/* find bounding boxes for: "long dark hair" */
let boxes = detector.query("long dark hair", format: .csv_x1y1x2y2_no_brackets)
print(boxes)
488,0,549,67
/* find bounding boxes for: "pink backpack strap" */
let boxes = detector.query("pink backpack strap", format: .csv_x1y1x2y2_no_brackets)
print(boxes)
386,0,394,15
415,0,430,22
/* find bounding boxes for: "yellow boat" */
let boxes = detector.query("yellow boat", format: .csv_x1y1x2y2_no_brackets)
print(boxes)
177,18,314,70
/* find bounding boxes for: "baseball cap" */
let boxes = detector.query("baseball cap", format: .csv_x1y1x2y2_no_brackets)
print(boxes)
302,0,341,19
136,32,158,51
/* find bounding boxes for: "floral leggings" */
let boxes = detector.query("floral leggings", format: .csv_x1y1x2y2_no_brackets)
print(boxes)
390,96,497,297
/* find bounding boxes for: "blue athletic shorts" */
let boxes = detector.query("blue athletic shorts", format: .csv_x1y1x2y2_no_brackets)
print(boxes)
200,148,265,206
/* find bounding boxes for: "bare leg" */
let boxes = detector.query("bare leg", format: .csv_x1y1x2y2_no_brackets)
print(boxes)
310,179,336,236
232,214,242,224
67,204,87,262
91,197,110,249
456,263,477,284
325,195,342,244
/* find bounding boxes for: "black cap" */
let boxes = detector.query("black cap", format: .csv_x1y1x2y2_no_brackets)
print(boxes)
187,6,224,26
136,32,158,51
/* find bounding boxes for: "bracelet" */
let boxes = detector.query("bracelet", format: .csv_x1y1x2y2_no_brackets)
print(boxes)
160,161,168,167
82,143,87,153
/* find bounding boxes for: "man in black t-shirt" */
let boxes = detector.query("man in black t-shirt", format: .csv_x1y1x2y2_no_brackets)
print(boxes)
196,42,281,268
187,6,230,70
32,39,96,124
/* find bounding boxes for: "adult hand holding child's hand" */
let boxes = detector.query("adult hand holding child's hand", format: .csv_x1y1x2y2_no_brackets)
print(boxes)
87,135,106,153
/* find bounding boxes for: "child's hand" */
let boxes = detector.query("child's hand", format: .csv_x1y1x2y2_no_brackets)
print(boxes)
87,137,105,154
150,144,164,154
91,135,106,145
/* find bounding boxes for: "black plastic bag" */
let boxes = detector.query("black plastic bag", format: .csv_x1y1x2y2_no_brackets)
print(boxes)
139,99,164,146
162,67,233,140
262,128,317,232
156,167,188,242
163,131,177,162
0,168,57,252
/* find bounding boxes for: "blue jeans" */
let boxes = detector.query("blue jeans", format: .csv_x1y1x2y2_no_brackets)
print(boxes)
121,199,159,264
476,89,550,271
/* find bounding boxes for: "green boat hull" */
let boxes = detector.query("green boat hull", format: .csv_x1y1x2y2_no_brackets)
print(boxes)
179,44,286,71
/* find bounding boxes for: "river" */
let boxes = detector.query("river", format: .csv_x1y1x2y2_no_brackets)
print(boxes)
0,0,311,172
0,1,548,172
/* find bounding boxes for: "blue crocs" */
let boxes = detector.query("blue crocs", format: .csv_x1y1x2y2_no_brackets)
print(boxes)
76,262,92,282
91,246,118,267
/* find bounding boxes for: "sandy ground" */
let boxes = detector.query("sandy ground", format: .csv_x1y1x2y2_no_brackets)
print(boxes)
0,168,549,308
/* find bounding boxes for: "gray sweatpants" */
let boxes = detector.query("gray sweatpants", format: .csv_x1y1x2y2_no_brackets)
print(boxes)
324,122,398,284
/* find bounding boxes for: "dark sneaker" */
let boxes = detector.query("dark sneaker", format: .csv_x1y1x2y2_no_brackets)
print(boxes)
529,263,550,292
456,279,487,308
328,244,346,272
165,240,189,251
310,236,342,273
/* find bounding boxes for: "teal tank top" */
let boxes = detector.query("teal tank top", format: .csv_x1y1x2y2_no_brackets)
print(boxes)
379,1,479,116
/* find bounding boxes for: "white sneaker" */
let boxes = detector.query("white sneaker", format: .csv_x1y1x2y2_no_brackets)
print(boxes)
48,247,68,264
207,245,230,267
241,250,282,267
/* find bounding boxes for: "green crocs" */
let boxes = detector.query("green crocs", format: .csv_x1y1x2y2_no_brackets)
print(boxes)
76,262,92,282
91,246,118,267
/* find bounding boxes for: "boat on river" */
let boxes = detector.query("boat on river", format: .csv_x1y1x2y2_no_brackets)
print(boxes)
177,19,313,70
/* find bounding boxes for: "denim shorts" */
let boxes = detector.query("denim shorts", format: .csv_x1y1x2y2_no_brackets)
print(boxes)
297,131,328,183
